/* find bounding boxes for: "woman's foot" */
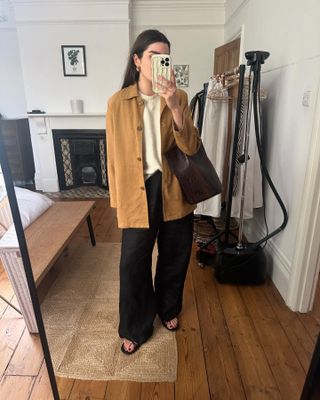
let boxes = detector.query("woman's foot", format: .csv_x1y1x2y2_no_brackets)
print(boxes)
161,317,179,331
121,338,140,355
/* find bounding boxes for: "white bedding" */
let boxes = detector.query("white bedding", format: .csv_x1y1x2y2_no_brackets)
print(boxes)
0,187,54,249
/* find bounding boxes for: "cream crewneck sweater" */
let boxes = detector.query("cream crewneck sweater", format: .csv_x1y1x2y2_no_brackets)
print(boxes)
140,92,162,180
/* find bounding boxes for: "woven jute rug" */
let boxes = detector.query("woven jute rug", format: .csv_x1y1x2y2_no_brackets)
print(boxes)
41,242,178,382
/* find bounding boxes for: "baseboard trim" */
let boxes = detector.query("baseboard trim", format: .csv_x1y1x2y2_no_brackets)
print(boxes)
243,219,291,303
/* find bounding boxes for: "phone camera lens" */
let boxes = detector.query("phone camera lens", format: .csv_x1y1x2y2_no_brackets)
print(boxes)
165,57,169,62
161,60,165,65
165,62,169,66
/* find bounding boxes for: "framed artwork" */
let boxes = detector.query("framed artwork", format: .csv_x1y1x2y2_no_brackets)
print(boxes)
174,64,189,87
61,45,87,77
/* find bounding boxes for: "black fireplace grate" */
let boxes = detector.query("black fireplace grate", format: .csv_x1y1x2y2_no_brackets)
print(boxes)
53,129,107,190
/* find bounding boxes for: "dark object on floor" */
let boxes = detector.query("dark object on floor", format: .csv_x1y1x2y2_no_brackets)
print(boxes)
214,244,267,285
300,333,320,400
120,341,140,355
196,242,218,268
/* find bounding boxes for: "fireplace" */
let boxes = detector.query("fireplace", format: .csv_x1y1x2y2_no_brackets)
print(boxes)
53,129,107,190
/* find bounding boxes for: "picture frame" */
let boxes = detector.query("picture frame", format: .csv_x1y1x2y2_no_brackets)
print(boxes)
61,45,87,77
173,64,189,87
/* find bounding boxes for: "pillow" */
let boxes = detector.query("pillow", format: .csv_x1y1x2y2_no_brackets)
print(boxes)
14,187,54,229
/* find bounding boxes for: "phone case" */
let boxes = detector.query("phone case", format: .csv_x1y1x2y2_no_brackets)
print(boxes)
151,54,172,93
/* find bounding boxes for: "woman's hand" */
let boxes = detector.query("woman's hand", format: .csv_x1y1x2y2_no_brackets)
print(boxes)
155,68,179,110
155,68,183,130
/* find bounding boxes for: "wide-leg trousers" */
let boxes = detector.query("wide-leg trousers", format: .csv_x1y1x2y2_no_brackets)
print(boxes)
118,170,194,345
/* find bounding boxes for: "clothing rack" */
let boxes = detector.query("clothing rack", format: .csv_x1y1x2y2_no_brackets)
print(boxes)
197,64,247,263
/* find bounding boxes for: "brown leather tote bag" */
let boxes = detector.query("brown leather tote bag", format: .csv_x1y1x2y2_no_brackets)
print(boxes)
164,143,222,204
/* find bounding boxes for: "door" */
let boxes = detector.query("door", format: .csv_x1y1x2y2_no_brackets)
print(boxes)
213,38,241,201
214,37,240,75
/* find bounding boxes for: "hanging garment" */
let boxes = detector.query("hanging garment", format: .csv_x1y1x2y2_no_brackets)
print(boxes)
195,77,228,217
194,77,263,219
190,83,208,136
191,92,200,130
230,109,263,218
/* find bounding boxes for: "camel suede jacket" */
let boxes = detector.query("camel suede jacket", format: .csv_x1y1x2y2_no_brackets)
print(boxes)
106,83,201,228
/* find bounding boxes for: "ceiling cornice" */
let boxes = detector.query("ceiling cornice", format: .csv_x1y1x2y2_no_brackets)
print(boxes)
12,0,130,24
225,0,250,25
132,23,223,30
15,19,130,26
132,0,225,10
12,0,129,4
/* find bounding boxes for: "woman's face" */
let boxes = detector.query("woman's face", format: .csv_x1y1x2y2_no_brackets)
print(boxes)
133,42,170,83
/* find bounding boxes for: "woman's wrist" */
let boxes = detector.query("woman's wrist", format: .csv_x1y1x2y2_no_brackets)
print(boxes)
171,105,183,131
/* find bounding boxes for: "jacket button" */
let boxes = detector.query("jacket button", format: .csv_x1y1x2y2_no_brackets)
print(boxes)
137,126,143,131
137,157,142,161
140,186,145,191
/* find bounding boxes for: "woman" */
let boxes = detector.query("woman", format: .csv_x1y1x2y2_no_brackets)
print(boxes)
106,29,201,355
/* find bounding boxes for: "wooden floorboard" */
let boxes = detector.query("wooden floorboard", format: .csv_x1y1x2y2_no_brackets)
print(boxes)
5,326,43,376
0,198,319,399
216,283,281,399
55,376,74,400
190,252,246,400
262,280,316,373
0,302,26,378
29,361,54,400
68,379,107,400
0,375,35,400
239,285,305,399
175,265,210,400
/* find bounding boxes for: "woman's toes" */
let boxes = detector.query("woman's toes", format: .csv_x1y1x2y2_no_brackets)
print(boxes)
166,318,178,329
123,339,137,352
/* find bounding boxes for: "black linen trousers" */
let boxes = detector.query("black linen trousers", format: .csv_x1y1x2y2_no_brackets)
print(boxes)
118,170,194,345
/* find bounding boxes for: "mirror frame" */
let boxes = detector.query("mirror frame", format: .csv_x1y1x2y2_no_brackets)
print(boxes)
0,125,60,400
300,333,320,399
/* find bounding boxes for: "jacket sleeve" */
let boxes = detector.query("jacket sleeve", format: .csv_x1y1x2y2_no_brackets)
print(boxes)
106,100,117,208
172,90,202,155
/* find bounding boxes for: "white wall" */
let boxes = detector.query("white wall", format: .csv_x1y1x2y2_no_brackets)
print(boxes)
4,0,224,192
11,0,131,113
0,2,27,118
132,0,225,99
225,0,320,300
4,0,224,114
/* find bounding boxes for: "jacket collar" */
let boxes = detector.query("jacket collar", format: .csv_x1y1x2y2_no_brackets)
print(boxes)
121,83,139,99
122,82,167,115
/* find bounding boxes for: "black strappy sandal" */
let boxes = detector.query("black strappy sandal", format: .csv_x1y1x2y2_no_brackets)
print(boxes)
120,339,140,355
161,318,179,332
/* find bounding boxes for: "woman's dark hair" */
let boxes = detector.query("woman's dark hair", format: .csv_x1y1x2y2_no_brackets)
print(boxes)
121,29,171,89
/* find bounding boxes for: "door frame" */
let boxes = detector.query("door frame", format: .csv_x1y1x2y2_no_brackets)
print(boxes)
225,24,245,65
287,84,320,312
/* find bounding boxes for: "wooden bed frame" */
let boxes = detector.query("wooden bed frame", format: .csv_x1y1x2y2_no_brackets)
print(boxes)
0,198,96,333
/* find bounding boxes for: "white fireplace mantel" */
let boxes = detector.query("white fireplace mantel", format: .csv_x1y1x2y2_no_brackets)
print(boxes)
27,113,105,117
27,113,106,192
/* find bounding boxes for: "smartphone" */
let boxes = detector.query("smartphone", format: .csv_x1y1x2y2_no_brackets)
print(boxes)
151,54,172,93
